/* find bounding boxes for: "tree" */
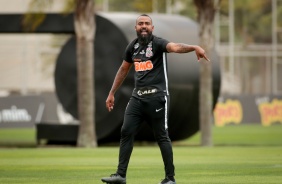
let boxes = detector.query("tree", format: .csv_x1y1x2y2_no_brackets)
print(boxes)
25,0,97,147
74,0,97,147
194,0,220,146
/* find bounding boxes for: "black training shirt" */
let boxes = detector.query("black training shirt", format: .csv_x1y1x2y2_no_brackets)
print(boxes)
123,35,169,98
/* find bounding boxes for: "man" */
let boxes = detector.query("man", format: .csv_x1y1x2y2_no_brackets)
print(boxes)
101,14,209,184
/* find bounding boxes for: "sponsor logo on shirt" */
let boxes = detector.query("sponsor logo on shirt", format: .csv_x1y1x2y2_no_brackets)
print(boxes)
134,60,153,72
137,88,158,96
134,43,139,49
134,59,142,62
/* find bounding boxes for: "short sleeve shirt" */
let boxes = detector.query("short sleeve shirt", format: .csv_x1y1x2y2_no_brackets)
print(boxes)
123,35,170,98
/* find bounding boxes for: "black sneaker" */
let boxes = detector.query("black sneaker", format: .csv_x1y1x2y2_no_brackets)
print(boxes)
101,173,126,184
159,177,176,184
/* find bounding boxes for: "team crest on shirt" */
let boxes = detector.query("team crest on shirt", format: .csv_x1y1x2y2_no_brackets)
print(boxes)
146,48,153,57
146,41,153,57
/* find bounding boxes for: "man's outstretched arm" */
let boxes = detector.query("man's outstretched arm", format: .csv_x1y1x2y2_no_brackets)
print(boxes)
106,61,133,112
166,42,210,62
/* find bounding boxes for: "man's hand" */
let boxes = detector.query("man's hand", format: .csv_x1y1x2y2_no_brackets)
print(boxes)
195,46,210,62
106,94,115,112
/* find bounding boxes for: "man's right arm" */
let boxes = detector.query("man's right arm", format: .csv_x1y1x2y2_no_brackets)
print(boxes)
106,61,133,112
166,42,210,62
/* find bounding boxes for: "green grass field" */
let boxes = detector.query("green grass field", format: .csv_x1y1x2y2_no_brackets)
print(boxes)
0,125,282,183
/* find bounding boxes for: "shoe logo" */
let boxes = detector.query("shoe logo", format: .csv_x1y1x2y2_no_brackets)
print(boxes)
156,108,163,112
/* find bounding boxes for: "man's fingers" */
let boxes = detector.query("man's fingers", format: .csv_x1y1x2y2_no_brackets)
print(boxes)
198,53,210,62
107,105,111,112
197,54,200,62
106,101,114,112
203,54,210,62
106,98,114,112
108,104,114,112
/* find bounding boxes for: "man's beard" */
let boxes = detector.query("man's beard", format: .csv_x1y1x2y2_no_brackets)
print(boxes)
137,32,152,45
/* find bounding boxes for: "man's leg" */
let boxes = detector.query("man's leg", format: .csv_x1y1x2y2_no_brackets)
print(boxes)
155,130,175,180
117,97,143,177
144,96,175,179
102,97,143,183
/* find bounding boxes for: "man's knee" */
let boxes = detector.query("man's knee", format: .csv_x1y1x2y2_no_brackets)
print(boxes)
121,126,135,138
155,133,171,144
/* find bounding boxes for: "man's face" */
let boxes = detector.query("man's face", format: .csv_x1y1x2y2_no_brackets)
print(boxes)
135,16,154,42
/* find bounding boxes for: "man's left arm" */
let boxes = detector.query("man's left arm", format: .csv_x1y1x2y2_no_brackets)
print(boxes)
166,42,210,62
